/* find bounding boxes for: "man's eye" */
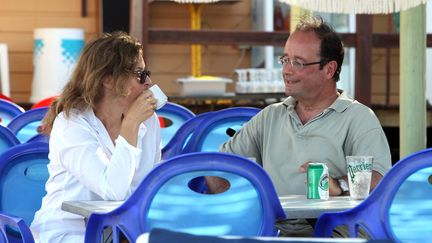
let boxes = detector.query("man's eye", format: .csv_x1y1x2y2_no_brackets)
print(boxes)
293,61,302,66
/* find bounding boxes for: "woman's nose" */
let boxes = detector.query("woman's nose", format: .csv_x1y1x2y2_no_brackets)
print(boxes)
144,77,153,87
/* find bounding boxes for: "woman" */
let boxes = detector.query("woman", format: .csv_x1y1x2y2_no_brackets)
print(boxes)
30,32,161,242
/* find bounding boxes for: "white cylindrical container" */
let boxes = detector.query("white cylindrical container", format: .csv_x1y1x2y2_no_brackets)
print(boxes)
30,28,84,103
235,69,248,93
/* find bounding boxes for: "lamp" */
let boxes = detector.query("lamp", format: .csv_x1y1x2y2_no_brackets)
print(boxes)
172,0,221,77
173,0,219,2
279,0,428,14
173,0,233,96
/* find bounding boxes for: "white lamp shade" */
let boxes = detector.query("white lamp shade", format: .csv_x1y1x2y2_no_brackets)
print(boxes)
279,0,428,14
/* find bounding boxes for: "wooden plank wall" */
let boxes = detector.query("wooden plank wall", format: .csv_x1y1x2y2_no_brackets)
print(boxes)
0,0,99,103
371,15,400,106
146,1,252,95
0,0,401,107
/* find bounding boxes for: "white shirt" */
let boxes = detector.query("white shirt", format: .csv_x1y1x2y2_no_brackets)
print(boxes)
30,108,161,243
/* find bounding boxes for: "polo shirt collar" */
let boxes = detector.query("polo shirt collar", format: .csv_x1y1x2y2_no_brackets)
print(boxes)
282,96,297,110
330,91,354,112
282,90,354,113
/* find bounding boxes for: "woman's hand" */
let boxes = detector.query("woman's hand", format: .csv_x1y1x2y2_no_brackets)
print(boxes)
124,90,157,126
120,90,157,146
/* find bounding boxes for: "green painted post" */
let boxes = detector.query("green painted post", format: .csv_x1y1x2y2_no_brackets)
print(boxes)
400,4,427,158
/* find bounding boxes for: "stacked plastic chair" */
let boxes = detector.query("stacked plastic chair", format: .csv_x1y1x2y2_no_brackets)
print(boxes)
84,152,286,243
0,213,34,243
162,107,260,160
314,147,432,242
155,102,195,147
161,112,212,160
0,142,49,242
31,96,58,109
0,125,20,154
0,94,13,102
7,107,49,143
182,107,260,153
0,99,24,127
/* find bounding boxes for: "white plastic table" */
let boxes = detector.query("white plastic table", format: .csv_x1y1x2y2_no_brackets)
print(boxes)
62,195,361,220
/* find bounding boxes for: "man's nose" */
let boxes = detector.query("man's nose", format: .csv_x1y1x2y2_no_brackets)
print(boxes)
282,63,294,74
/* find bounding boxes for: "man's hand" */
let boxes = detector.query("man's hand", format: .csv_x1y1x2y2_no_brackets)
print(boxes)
370,170,383,191
298,161,343,196
205,176,230,194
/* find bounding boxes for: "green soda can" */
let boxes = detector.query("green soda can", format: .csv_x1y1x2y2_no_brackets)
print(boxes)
307,163,329,200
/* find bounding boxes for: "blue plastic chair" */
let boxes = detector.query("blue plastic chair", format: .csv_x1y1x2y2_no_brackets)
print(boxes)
7,107,48,143
0,142,50,228
156,102,195,147
147,228,326,243
25,134,49,144
161,112,212,160
0,99,24,127
0,126,20,153
0,213,34,243
314,148,432,242
183,107,260,153
84,152,286,243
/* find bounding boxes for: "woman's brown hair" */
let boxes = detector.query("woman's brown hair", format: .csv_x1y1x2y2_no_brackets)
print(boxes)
42,31,143,134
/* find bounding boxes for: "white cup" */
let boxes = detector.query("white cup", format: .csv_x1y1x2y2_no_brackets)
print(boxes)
149,84,168,110
346,156,373,200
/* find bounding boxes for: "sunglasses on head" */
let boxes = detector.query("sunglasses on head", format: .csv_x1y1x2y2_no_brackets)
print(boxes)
134,69,151,84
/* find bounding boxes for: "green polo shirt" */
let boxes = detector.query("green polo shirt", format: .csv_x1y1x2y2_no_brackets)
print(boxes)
220,91,392,196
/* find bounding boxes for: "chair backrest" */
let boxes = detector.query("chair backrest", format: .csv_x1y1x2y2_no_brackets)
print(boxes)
25,134,49,144
85,152,286,243
314,148,432,241
0,99,24,127
0,94,13,102
0,126,20,154
182,107,260,153
161,112,212,160
0,142,50,226
7,107,48,143
31,96,58,109
0,213,34,243
155,102,195,147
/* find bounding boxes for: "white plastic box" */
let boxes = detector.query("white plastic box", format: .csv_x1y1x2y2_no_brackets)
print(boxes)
176,76,232,96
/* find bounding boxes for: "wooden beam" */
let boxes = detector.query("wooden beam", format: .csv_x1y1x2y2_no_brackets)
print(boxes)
148,29,289,46
373,33,432,47
81,0,87,17
355,15,372,107
152,0,240,4
147,28,432,48
142,0,149,62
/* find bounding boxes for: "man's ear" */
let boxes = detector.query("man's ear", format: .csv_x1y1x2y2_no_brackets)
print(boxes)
324,60,338,80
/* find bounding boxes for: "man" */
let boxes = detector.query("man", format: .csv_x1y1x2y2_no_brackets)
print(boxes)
208,16,392,236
